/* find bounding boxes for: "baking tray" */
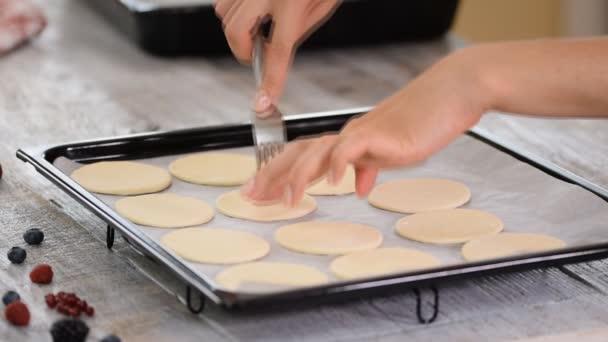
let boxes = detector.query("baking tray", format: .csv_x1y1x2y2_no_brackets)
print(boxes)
83,0,460,56
16,107,608,312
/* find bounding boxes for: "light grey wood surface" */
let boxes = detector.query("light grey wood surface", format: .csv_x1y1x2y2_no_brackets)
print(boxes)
2,1,608,341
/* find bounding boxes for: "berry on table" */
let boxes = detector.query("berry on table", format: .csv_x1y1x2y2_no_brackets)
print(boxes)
30,263,53,284
50,318,90,342
2,291,20,306
46,291,95,318
101,334,122,342
7,246,26,264
68,307,81,318
45,293,57,308
57,304,69,315
5,301,30,326
0,163,3,179
23,228,44,245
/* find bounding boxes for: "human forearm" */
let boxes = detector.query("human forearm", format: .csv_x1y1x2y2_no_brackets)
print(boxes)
465,38,608,118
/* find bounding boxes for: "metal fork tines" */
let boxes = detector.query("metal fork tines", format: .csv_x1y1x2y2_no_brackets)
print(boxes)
251,32,286,169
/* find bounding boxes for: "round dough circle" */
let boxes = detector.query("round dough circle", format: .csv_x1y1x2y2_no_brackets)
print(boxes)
169,153,256,186
161,227,270,264
330,247,441,279
396,209,503,244
306,165,356,196
116,193,214,228
368,178,471,214
275,221,383,255
215,262,328,291
216,190,316,222
71,161,171,195
462,232,566,262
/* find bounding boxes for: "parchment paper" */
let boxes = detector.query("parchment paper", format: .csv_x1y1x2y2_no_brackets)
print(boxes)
54,134,608,293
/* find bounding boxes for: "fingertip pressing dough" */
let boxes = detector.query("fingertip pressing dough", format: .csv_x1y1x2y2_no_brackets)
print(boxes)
216,190,316,222
116,193,214,228
275,221,383,255
368,178,471,214
396,208,503,244
169,153,256,186
71,161,171,195
330,247,441,279
306,165,356,196
215,262,329,291
461,232,566,262
160,227,270,264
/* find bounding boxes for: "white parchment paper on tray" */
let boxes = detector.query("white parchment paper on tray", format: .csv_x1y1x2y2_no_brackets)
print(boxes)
54,134,608,293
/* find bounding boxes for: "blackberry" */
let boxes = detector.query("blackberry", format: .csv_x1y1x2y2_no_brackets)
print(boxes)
2,290,20,305
23,228,44,245
50,319,89,342
101,334,122,342
7,246,26,264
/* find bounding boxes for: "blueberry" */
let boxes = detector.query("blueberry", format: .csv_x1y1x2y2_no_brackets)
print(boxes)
7,247,26,264
50,319,90,342
101,334,122,342
2,291,20,305
23,228,44,245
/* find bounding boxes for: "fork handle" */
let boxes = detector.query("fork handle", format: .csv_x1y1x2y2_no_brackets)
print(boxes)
252,33,264,88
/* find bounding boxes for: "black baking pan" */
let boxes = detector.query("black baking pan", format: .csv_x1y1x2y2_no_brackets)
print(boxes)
16,107,608,315
84,0,460,56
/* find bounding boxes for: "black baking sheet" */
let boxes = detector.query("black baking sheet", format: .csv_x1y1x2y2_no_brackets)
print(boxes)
16,108,608,309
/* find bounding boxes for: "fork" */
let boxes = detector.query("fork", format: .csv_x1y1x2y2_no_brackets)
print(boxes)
251,32,286,170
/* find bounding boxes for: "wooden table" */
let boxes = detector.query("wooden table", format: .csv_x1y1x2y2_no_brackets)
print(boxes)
3,1,608,341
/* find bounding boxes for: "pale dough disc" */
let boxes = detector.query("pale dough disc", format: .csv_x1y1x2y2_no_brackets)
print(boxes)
215,262,328,291
396,209,503,244
71,161,171,195
306,165,356,196
368,178,471,214
330,247,441,280
216,190,316,222
275,221,383,255
160,227,270,264
116,193,214,228
169,153,256,186
461,232,566,262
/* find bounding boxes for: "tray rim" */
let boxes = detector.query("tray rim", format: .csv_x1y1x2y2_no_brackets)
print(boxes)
16,107,608,309
117,0,213,12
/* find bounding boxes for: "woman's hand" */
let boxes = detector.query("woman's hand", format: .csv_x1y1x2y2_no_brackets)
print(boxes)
215,0,340,113
240,37,608,206
241,47,492,206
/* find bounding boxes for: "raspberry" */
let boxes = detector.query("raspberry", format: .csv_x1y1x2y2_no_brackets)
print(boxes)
84,306,94,317
7,246,26,264
23,228,44,245
2,291,20,306
30,264,53,284
50,319,89,342
101,334,122,342
0,163,3,179
5,301,30,326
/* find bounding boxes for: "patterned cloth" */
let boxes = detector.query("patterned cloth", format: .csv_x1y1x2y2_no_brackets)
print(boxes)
0,0,45,55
